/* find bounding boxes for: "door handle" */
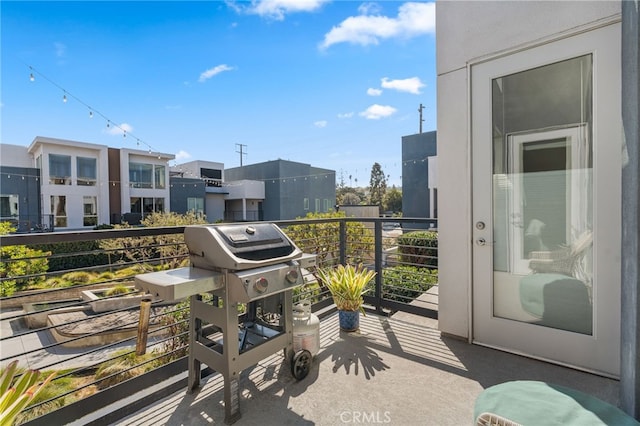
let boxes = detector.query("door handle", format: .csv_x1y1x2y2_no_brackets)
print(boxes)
476,238,487,246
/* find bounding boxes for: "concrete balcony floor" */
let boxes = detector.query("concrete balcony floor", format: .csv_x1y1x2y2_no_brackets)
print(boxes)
93,312,619,426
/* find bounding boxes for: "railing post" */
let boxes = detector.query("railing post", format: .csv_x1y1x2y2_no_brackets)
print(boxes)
374,220,383,313
136,298,152,356
339,220,346,265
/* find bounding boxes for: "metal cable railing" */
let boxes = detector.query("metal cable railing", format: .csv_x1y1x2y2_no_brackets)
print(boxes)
0,217,437,424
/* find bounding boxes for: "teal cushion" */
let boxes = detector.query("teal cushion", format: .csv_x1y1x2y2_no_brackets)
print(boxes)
474,381,639,426
519,273,592,334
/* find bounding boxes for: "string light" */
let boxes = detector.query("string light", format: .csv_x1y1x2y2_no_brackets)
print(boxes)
25,63,161,155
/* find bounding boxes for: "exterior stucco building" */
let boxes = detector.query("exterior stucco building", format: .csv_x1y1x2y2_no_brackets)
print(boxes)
402,130,437,221
437,0,626,380
225,159,335,221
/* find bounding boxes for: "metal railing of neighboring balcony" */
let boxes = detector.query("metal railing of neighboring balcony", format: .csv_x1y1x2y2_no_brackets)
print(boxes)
0,217,437,425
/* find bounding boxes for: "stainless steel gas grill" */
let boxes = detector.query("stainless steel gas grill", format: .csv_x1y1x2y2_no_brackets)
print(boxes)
135,223,316,424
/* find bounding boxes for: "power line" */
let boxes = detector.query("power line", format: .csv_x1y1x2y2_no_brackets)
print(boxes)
235,143,247,166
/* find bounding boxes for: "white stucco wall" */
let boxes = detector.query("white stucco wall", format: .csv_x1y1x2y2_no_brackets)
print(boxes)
436,1,621,339
0,144,32,167
119,148,173,216
28,137,110,229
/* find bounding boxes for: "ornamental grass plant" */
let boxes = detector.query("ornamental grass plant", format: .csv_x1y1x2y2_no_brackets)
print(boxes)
316,264,376,313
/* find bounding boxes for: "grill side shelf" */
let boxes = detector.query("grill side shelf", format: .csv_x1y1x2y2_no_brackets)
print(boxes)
134,267,225,301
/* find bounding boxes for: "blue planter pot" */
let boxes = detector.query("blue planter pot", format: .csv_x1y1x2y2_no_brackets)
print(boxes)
338,310,360,331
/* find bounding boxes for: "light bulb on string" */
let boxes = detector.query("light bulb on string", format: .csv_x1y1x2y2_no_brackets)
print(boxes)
89,110,93,118
107,120,110,128
29,72,35,82
63,92,67,103
123,131,126,138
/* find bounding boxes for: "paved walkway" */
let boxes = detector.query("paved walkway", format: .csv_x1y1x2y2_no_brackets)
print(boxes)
0,307,166,370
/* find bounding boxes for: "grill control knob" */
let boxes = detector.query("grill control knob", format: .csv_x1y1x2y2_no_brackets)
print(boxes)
285,269,299,284
254,277,269,293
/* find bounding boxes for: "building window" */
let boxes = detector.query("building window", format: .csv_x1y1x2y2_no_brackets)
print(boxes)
315,199,320,212
83,196,97,226
129,162,153,188
323,199,330,212
187,197,204,215
49,154,71,185
143,197,154,215
131,197,165,219
130,197,141,215
77,157,97,186
51,195,67,227
154,197,164,213
304,198,309,210
201,168,222,187
154,165,166,189
0,194,19,218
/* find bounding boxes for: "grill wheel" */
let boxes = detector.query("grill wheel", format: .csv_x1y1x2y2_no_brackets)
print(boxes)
290,349,312,380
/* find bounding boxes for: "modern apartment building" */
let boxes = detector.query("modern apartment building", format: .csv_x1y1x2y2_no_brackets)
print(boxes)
225,159,336,221
401,130,437,222
170,160,265,222
0,137,174,230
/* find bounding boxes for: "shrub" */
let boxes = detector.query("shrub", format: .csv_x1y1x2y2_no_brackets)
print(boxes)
94,351,155,390
380,265,438,303
30,241,111,272
98,211,207,271
397,230,438,268
60,271,94,284
0,223,50,296
284,211,374,267
104,284,133,297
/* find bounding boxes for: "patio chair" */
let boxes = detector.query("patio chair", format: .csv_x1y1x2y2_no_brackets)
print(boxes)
519,230,593,334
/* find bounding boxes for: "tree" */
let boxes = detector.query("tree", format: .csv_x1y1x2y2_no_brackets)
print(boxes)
383,186,402,213
342,192,362,205
284,211,374,267
98,211,208,271
368,162,387,210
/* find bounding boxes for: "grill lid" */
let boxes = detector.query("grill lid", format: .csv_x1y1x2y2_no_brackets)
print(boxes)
185,223,302,270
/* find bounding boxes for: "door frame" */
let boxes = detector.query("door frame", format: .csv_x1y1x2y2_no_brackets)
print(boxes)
470,22,621,377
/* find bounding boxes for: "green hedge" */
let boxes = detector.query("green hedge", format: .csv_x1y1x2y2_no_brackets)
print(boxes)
381,265,438,303
30,241,113,272
397,230,438,268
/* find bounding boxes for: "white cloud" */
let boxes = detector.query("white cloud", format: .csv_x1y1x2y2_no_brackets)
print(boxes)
381,77,425,94
358,2,382,15
367,88,382,96
54,42,66,58
319,2,435,50
314,120,328,128
199,64,235,83
337,112,354,119
175,150,191,161
359,104,397,120
105,123,133,136
232,0,329,21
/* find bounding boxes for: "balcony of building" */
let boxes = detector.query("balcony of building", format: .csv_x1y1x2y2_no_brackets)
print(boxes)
0,218,625,425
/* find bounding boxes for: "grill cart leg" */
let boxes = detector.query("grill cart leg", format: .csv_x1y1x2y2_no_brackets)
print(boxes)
223,291,242,425
188,294,202,393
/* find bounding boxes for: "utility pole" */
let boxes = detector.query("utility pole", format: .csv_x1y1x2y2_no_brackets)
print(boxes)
235,143,247,166
418,103,425,133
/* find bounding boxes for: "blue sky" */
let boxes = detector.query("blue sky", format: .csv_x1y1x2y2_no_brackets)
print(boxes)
1,1,436,187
